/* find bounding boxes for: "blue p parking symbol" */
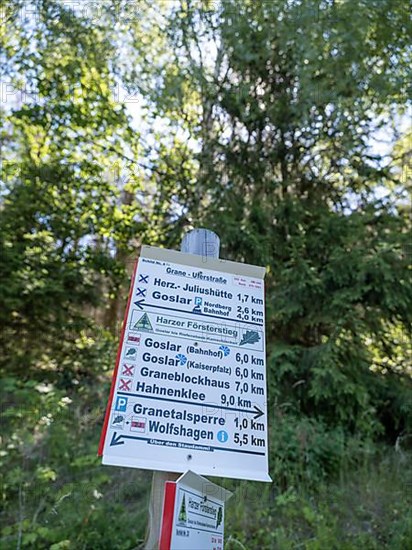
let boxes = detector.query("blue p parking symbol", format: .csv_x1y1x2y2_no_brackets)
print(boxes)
115,396,128,412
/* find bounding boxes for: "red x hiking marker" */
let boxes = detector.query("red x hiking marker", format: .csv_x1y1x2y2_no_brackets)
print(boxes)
122,364,134,377
118,378,131,391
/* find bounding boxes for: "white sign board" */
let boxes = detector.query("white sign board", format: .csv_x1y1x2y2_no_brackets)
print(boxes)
159,471,232,550
99,245,271,481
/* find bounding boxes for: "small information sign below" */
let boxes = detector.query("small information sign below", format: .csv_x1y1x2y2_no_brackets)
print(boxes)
99,245,271,481
159,471,232,550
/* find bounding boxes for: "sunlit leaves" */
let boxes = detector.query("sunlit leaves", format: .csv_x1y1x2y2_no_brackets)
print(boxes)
130,0,412,439
1,0,144,369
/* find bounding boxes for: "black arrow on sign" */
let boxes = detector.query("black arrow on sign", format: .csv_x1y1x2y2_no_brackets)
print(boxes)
109,431,265,456
110,432,124,446
253,405,264,419
132,300,262,326
116,391,265,419
110,432,149,447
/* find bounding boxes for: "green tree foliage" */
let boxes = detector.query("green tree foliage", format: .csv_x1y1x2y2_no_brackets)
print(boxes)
123,0,412,441
1,4,147,545
1,0,143,372
1,1,411,548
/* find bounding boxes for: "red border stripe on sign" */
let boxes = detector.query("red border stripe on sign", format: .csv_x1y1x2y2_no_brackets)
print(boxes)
159,481,177,550
98,258,139,456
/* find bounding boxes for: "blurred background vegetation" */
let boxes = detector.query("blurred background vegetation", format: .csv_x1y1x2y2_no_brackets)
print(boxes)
1,1,411,548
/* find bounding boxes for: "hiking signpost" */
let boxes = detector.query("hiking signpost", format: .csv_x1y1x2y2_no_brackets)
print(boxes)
159,471,232,550
98,229,270,548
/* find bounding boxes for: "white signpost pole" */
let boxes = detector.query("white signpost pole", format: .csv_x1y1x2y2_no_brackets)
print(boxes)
145,228,220,550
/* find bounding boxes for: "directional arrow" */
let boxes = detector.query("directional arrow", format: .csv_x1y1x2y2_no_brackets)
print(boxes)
108,431,265,456
110,432,148,447
110,432,124,447
132,300,263,326
117,391,266,418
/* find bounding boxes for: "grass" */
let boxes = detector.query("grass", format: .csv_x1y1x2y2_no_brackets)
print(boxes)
223,450,412,550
